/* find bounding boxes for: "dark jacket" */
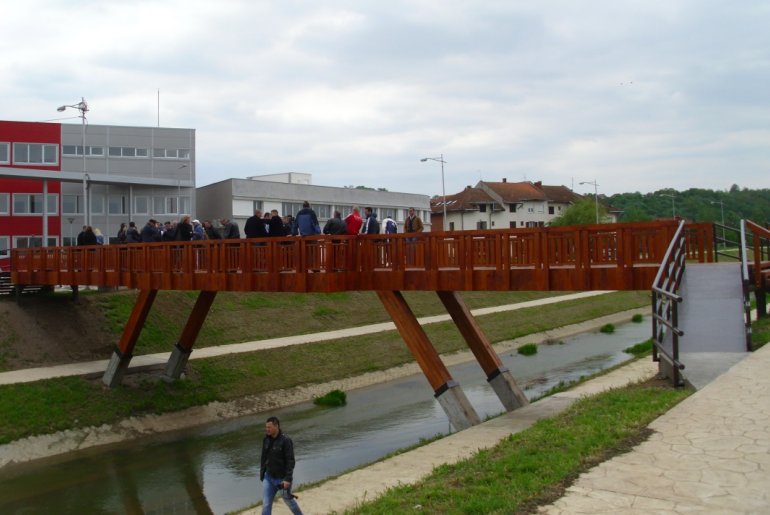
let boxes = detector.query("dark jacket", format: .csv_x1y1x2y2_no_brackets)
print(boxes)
268,215,285,237
362,213,380,234
221,221,241,239
79,230,98,246
127,226,142,243
260,431,296,482
323,217,347,235
292,208,319,236
244,216,268,238
141,223,160,242
176,222,193,241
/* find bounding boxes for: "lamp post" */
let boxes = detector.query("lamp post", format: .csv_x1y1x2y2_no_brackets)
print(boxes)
658,193,676,218
420,154,447,231
579,180,599,224
711,200,726,248
57,97,89,226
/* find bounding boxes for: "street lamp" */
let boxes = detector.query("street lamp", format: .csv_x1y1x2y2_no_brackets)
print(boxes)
658,193,676,218
711,200,726,248
420,154,447,231
579,180,599,224
57,97,89,226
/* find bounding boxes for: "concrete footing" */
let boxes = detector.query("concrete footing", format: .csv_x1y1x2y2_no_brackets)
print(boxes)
434,380,481,431
487,367,529,411
162,343,192,383
102,348,133,387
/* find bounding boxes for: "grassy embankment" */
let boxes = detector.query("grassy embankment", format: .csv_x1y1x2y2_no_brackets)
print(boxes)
1,290,651,444
346,383,690,514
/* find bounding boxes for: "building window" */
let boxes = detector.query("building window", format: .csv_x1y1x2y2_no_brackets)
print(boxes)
449,222,455,231
63,145,104,156
0,193,8,214
548,206,555,215
380,208,396,220
108,195,127,215
282,202,304,217
13,236,58,249
12,194,58,215
136,148,148,157
315,204,332,219
479,204,487,213
0,236,8,258
13,143,58,165
509,203,517,213
510,221,516,228
108,146,147,158
62,195,83,214
91,193,105,215
528,207,534,213
179,196,191,215
135,196,149,215
252,200,264,212
0,142,9,164
152,148,190,159
477,221,487,230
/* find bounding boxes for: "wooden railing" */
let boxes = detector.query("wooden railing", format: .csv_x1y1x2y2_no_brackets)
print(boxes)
11,221,713,293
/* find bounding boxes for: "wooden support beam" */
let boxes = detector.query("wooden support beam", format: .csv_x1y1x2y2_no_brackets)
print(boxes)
163,290,218,382
437,290,529,411
103,289,158,387
376,290,481,430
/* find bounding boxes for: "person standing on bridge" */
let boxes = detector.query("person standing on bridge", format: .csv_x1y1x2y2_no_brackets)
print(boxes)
260,416,303,515
245,209,268,238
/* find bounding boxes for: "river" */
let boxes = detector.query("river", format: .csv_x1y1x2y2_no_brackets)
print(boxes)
0,319,650,514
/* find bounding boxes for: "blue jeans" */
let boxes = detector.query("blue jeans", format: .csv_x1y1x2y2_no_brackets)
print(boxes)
262,472,303,515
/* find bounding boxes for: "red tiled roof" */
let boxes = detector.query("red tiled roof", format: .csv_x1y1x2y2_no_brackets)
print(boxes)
481,181,547,202
430,186,496,213
537,184,581,203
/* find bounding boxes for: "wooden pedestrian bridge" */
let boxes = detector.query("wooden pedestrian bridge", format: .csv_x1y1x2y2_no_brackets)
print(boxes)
11,219,765,431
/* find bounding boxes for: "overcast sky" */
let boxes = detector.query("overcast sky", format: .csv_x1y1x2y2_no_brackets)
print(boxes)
2,1,768,197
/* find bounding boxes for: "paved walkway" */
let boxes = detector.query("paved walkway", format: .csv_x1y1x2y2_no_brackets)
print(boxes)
0,291,609,385
254,344,768,515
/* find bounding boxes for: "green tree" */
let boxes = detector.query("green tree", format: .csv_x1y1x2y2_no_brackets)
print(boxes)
549,198,607,226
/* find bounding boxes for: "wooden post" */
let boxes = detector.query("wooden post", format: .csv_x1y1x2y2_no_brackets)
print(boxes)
163,290,218,382
103,289,158,387
377,290,481,430
437,290,529,411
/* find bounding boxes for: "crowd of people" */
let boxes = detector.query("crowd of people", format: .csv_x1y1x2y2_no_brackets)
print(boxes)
72,204,424,247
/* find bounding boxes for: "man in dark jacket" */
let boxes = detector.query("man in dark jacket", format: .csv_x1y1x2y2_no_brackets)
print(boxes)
323,210,347,235
220,218,241,239
361,207,380,234
141,219,161,242
268,210,285,237
291,201,319,237
244,209,268,238
260,416,303,514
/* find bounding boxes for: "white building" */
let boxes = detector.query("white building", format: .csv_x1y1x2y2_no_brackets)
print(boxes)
196,174,430,233
431,179,583,231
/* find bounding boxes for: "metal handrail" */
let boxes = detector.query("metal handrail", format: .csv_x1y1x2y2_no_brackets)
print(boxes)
651,219,687,386
740,220,753,350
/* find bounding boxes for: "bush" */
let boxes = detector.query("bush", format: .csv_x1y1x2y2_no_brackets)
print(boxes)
313,389,347,407
624,339,653,356
517,343,538,356
631,314,644,323
599,323,615,334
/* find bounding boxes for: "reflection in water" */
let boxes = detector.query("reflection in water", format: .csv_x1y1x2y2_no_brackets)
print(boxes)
0,320,650,515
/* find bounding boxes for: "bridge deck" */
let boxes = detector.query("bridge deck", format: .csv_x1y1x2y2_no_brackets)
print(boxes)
12,221,712,292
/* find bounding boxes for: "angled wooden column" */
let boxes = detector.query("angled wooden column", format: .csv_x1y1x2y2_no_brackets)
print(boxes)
103,289,158,387
377,290,481,430
163,290,218,383
437,290,529,411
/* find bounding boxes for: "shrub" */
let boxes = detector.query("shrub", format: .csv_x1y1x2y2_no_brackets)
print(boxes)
631,314,644,323
313,389,347,407
517,343,538,356
599,323,615,334
624,339,653,356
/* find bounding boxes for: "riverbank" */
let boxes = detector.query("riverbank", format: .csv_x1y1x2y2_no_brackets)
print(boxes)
0,307,645,468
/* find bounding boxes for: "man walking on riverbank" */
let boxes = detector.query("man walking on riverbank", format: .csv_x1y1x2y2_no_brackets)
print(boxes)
260,416,303,515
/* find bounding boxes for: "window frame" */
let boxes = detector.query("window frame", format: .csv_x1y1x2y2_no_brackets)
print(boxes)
12,143,59,166
0,193,8,215
0,236,8,258
0,142,9,164
12,193,58,215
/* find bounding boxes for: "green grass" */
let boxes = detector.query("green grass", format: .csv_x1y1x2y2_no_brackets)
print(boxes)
752,315,770,350
624,339,654,356
517,343,538,356
347,384,690,514
0,291,650,445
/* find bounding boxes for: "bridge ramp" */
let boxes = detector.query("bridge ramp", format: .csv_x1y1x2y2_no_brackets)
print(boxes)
677,263,748,389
